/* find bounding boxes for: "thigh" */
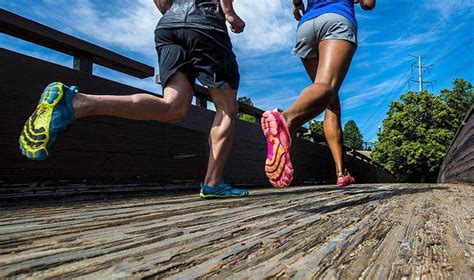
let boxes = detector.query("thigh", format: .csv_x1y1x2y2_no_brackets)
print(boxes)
208,88,238,112
163,71,194,108
315,39,355,91
301,57,319,82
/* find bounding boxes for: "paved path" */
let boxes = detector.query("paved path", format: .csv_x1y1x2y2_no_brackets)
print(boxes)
0,184,472,279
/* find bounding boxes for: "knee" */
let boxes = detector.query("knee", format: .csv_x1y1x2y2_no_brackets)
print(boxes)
326,102,341,117
216,100,239,120
226,101,239,119
316,82,337,97
165,103,190,124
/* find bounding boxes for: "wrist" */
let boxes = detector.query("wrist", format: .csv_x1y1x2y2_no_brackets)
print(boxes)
222,7,236,16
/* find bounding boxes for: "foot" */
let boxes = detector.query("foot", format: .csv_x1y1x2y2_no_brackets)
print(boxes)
19,82,78,160
199,182,249,199
261,109,294,188
337,172,355,187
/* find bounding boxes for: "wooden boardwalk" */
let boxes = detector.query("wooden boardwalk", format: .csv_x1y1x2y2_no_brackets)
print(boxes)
1,184,472,279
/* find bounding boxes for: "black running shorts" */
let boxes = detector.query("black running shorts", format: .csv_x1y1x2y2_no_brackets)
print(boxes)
155,27,240,90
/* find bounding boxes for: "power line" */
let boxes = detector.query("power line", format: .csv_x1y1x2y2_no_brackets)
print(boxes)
359,65,412,134
361,80,411,137
430,37,474,66
361,55,434,137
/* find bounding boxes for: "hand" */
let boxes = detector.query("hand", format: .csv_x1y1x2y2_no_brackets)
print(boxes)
226,12,246,33
292,3,305,21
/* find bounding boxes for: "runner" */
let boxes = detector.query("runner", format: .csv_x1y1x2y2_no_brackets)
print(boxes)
262,0,376,188
18,0,249,199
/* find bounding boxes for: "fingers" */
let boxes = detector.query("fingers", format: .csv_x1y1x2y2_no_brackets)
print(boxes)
292,6,303,21
231,21,245,33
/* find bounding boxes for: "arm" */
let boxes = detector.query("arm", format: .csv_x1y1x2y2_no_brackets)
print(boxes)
153,0,172,15
221,0,245,33
360,0,376,11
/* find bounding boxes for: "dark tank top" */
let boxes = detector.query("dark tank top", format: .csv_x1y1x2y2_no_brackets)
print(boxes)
157,0,227,31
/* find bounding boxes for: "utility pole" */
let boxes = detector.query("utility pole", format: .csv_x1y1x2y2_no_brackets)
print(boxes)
417,55,423,92
409,55,433,92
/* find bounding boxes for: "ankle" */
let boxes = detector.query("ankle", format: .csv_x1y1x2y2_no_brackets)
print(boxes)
203,178,221,187
72,93,88,119
281,112,295,133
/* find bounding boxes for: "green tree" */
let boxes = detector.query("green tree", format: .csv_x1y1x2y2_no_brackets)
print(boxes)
296,120,324,141
440,78,474,130
308,120,324,135
237,96,256,123
372,79,473,182
343,120,363,149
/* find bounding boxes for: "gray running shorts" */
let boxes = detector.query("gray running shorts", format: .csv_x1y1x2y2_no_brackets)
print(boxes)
293,13,358,59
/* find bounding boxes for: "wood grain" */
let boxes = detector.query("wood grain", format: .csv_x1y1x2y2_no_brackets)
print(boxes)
0,183,472,279
438,106,474,184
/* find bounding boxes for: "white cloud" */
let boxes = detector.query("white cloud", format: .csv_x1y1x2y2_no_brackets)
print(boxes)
424,0,474,21
342,73,409,110
252,87,299,111
230,0,296,52
40,0,296,55
67,0,160,56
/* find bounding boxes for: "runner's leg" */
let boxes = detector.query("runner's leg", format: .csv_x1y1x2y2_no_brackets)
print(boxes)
323,96,345,176
300,57,346,176
204,88,239,187
73,72,193,123
282,39,355,133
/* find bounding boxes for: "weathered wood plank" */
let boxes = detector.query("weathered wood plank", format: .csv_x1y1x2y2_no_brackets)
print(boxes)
438,105,474,183
0,184,471,279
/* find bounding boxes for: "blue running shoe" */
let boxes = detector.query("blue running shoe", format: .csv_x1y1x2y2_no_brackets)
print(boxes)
19,82,78,160
199,182,249,199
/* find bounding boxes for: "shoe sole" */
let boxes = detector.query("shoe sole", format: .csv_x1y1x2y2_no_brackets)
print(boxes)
199,192,249,199
19,83,64,160
337,177,355,187
261,111,293,188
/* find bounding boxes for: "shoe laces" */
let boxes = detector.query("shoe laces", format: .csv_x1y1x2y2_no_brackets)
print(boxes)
219,183,233,191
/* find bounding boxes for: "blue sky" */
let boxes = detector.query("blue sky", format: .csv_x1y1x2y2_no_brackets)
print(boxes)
1,0,473,141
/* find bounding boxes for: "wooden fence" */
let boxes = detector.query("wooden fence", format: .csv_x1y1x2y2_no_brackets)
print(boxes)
438,105,474,184
0,9,396,193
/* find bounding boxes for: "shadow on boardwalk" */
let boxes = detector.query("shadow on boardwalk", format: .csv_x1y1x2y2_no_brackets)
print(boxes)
1,184,471,279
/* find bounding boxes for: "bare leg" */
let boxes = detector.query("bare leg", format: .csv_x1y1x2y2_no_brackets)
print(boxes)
73,72,194,123
282,40,355,132
323,96,345,176
290,40,355,177
204,88,239,187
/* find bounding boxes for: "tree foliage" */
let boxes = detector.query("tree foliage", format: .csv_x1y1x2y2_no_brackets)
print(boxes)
237,96,256,123
440,78,474,129
372,78,473,182
343,120,363,149
308,120,324,135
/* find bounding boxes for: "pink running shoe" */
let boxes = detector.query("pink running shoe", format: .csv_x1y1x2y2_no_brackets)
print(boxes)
261,109,294,188
337,173,355,187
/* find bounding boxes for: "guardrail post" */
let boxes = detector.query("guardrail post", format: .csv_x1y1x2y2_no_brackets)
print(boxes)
73,54,93,74
195,97,207,109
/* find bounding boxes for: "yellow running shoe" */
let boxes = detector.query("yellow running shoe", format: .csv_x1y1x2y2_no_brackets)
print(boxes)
19,82,78,160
